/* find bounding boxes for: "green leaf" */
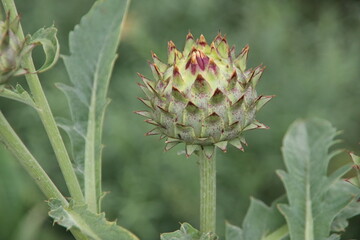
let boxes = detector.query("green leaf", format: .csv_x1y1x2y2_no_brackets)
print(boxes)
331,196,360,232
48,199,139,240
0,84,36,107
225,222,243,240
243,198,276,240
160,223,218,240
226,197,287,240
27,26,60,72
58,0,130,211
278,118,357,240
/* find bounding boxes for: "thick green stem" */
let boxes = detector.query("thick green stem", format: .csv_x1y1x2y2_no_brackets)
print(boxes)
2,0,84,203
0,113,88,240
199,149,216,234
0,111,67,204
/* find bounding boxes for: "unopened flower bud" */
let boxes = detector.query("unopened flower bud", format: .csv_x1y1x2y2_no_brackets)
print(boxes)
136,33,273,158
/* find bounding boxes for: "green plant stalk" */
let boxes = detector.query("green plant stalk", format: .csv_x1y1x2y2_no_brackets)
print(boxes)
0,112,89,240
0,111,67,204
264,225,289,240
2,0,84,203
199,149,216,234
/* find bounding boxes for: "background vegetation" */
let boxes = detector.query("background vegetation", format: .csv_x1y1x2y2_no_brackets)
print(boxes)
1,0,360,239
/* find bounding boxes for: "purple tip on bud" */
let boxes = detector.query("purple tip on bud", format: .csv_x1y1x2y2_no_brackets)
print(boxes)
168,41,176,52
230,70,237,80
214,33,223,44
185,50,209,74
198,34,207,46
240,45,250,58
208,59,217,74
186,32,194,40
151,51,159,60
195,74,206,85
173,66,180,76
136,72,145,78
187,101,197,107
212,88,223,97
196,50,209,71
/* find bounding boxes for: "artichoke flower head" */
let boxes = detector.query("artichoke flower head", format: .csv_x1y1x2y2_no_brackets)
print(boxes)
136,33,273,158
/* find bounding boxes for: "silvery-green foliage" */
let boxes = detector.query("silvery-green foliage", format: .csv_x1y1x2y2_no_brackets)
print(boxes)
278,119,358,240
49,199,138,240
57,0,129,206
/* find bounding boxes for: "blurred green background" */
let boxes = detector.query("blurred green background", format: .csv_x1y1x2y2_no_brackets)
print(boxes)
1,0,360,239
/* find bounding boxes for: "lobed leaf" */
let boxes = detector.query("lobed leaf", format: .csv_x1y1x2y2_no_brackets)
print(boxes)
48,199,139,240
278,119,358,240
57,0,130,209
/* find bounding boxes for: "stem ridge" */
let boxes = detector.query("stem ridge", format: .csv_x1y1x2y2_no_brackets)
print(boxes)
199,149,216,234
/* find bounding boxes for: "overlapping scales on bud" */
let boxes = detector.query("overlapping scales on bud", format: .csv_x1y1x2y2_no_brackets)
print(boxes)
346,152,360,188
136,33,273,158
0,14,31,84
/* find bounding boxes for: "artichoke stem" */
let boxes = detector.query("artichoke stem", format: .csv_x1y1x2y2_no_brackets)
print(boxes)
199,148,216,234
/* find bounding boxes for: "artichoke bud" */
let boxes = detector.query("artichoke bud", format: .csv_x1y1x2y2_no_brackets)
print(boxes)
0,14,32,84
136,33,273,158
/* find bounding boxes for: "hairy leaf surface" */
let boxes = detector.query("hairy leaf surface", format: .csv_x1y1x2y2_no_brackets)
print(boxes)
278,119,357,240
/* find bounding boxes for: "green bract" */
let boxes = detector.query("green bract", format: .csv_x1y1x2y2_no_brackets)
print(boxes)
136,33,273,158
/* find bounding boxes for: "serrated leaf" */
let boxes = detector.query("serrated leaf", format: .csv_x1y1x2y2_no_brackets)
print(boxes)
278,119,357,240
48,199,138,240
160,223,218,240
0,84,36,108
27,26,60,72
59,0,130,211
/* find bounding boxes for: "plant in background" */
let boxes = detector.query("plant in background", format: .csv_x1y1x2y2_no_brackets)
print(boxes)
0,0,359,240
136,33,273,235
0,0,139,239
